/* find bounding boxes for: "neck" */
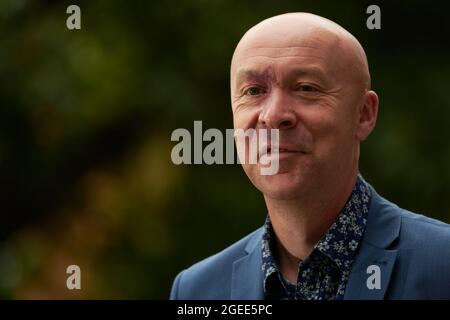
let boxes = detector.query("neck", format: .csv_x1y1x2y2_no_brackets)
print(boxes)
264,172,358,283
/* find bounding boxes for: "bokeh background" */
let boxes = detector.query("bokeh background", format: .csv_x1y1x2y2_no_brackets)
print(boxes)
1,0,449,299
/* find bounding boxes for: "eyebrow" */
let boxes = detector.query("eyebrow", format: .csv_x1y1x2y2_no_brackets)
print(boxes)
234,68,272,88
234,66,331,89
285,67,329,83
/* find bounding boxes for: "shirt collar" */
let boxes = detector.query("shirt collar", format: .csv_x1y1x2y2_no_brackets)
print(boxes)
314,174,371,269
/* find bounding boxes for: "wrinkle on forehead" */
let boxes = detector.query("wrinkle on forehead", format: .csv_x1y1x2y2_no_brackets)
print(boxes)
231,13,371,91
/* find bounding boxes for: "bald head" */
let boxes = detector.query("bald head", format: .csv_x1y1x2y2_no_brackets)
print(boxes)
231,12,371,92
229,12,379,201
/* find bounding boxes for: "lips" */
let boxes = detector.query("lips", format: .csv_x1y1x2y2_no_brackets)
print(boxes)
259,145,303,156
269,147,297,153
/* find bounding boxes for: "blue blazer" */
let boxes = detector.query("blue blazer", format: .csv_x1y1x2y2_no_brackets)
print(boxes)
170,186,450,299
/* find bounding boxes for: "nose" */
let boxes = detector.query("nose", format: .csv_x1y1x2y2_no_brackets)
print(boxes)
258,89,296,130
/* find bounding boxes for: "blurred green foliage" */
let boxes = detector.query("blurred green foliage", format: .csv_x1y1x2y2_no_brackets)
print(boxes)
0,0,449,298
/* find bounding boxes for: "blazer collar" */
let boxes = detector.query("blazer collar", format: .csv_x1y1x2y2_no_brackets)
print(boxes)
230,227,265,299
343,185,401,300
360,185,401,249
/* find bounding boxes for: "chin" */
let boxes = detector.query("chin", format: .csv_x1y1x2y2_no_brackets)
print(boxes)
252,170,307,200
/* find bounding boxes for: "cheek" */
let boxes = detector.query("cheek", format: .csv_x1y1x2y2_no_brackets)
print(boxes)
303,108,351,155
303,109,336,139
232,107,260,130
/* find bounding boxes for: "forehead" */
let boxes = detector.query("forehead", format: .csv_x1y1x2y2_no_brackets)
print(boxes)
234,62,332,89
231,29,343,84
232,47,339,89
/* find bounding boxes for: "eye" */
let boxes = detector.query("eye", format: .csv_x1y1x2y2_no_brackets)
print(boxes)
294,84,319,93
244,86,266,96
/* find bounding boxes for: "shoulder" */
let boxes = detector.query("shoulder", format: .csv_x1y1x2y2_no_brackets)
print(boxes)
397,208,450,254
368,185,450,250
374,194,450,297
170,227,263,299
394,208,450,298
360,185,450,298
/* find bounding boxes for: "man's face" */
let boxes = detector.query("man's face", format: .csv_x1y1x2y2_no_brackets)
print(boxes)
231,23,367,200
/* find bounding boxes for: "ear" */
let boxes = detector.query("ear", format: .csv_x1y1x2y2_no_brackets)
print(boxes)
356,90,379,141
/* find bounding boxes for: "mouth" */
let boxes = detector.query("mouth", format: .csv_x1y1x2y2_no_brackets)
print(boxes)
260,146,305,156
269,147,298,154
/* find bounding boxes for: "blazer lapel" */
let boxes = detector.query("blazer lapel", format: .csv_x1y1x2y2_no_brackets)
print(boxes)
344,243,398,299
230,229,265,299
344,185,401,300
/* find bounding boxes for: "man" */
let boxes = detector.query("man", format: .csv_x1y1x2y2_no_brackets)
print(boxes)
170,13,450,299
